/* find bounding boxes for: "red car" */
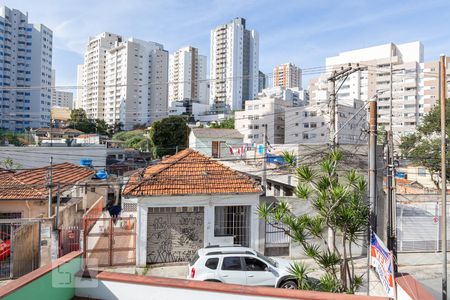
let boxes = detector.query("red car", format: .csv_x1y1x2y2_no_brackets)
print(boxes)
0,234,11,260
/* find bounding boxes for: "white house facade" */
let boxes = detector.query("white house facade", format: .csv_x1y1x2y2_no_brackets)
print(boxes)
123,149,262,266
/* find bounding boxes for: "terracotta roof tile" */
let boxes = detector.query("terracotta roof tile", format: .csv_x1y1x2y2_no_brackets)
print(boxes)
123,149,261,196
0,168,15,176
0,163,95,200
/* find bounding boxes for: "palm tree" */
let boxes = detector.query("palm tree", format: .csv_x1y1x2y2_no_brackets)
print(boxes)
258,150,368,293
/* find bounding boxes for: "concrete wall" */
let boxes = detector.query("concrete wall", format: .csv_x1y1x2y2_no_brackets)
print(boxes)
129,193,260,266
0,200,47,219
189,133,243,158
1,253,82,300
0,146,107,168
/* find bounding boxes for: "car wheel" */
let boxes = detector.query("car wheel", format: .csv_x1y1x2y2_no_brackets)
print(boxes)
280,280,298,289
204,279,222,283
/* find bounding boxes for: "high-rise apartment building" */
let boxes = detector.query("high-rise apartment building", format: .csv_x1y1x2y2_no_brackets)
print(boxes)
78,32,122,120
75,64,84,109
104,38,168,129
273,63,302,89
169,46,207,105
78,33,169,130
210,17,259,112
419,58,450,116
51,70,73,108
0,6,53,131
258,71,268,93
310,41,431,138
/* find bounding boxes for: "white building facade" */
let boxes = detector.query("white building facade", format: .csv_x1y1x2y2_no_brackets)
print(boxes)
273,63,302,89
284,99,367,144
169,46,208,105
78,34,168,130
122,149,262,266
78,32,122,120
0,6,53,131
235,97,290,144
210,18,259,112
51,70,73,108
311,41,426,139
104,38,168,130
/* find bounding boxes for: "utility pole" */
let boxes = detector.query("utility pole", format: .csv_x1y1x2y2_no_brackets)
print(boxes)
367,95,378,296
327,64,362,149
328,70,337,150
262,124,268,193
55,184,61,229
369,96,378,231
387,50,398,272
47,156,53,218
327,64,362,250
440,54,447,300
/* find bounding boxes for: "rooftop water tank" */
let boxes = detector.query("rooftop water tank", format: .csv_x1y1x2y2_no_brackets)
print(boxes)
80,159,93,167
95,170,108,180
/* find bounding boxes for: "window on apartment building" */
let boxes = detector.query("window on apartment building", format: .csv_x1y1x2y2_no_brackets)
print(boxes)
303,112,308,117
295,123,299,126
310,123,317,128
303,123,309,128
303,133,309,140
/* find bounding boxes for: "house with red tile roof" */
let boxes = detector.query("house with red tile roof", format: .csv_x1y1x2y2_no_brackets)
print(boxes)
0,163,95,219
123,148,262,266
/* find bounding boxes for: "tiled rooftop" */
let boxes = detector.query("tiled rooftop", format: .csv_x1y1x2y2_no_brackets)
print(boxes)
123,149,261,196
0,167,15,176
0,163,95,200
33,128,83,134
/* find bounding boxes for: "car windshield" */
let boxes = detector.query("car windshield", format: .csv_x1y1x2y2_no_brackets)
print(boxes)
255,251,278,267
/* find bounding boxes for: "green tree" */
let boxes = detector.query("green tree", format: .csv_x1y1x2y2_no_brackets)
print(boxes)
108,121,124,136
258,150,368,293
282,151,296,172
150,116,189,157
67,109,96,133
95,119,109,135
210,117,235,129
400,100,450,189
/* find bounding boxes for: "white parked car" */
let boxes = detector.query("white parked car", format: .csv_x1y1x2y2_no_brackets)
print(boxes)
187,245,298,289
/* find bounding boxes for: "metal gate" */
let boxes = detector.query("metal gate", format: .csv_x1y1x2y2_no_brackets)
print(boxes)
0,220,40,279
84,217,136,267
264,217,290,256
214,206,250,247
147,207,204,264
397,202,450,252
59,227,81,257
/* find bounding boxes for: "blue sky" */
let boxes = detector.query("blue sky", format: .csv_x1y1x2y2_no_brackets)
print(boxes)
5,0,450,88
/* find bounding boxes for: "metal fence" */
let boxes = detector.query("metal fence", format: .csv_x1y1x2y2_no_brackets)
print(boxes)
264,217,291,256
58,227,81,258
0,220,41,279
397,200,450,252
84,217,136,268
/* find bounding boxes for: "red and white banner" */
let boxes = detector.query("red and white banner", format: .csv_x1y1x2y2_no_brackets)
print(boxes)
370,232,395,299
